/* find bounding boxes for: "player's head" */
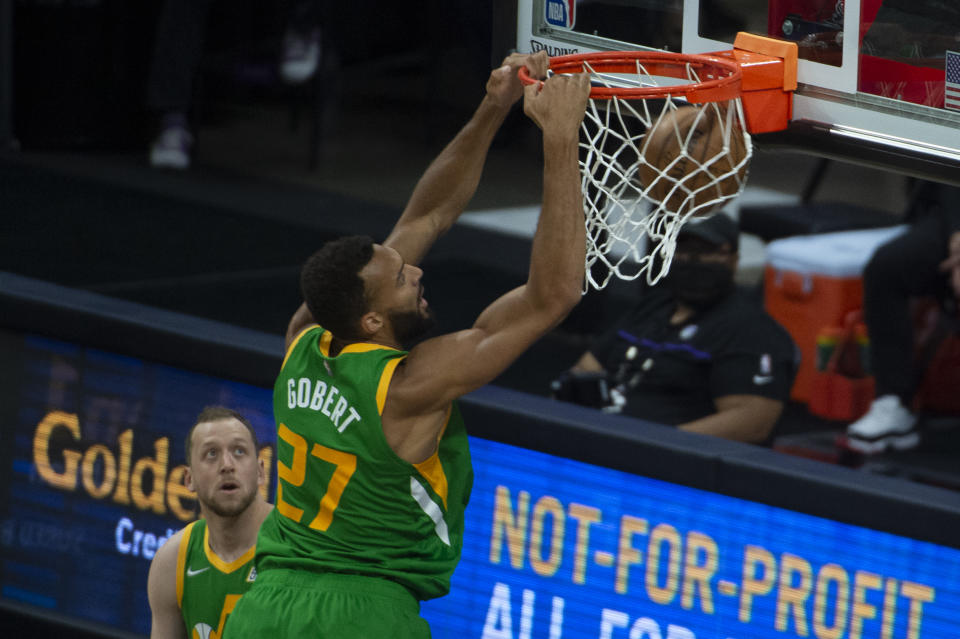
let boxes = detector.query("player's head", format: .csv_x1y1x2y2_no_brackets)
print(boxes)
666,213,739,307
185,406,264,518
301,236,435,346
301,235,375,339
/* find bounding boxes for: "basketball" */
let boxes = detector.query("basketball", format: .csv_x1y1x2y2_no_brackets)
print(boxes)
637,105,749,216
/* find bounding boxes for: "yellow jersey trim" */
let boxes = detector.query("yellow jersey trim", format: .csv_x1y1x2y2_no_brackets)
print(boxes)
342,342,400,355
284,327,399,368
175,521,196,608
281,324,318,370
376,357,404,415
413,406,453,509
318,329,333,356
203,524,256,574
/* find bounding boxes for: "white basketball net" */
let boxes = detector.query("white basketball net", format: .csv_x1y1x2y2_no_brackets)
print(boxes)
566,59,753,291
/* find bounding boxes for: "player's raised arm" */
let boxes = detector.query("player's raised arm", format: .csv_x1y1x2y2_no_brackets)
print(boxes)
384,72,591,456
284,53,548,349
383,51,548,266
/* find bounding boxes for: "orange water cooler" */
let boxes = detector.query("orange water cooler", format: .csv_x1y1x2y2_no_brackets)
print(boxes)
763,226,907,403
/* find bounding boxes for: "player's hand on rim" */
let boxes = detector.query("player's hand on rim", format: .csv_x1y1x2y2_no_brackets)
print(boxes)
486,51,549,109
522,72,591,136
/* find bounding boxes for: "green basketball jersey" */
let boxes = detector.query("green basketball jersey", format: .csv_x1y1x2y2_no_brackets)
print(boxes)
257,325,473,600
177,519,257,639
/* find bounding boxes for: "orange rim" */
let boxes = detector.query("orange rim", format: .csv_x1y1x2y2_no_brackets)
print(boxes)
518,50,742,104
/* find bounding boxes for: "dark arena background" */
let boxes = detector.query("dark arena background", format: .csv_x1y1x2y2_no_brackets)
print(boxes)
3,2,960,638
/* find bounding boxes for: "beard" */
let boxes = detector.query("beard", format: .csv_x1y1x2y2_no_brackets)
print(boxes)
201,482,258,518
389,306,437,348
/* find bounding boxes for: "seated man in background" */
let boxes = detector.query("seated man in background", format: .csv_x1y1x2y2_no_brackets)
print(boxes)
554,213,797,444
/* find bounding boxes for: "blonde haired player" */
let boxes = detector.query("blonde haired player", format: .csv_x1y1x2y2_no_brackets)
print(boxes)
147,407,273,639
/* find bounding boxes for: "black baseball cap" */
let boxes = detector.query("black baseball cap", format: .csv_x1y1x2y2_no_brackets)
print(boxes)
677,213,739,251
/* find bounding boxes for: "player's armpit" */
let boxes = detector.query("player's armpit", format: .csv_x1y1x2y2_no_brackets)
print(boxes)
389,285,574,415
147,529,188,639
379,286,569,462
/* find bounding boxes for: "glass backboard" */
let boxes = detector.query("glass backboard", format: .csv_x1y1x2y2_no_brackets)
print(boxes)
515,0,960,184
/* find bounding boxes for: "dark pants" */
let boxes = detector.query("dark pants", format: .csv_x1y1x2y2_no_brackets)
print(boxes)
146,0,215,113
863,215,951,402
146,0,321,114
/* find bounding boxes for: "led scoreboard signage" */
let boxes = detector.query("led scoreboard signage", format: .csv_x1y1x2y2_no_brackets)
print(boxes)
428,443,955,639
0,330,279,634
1,330,959,638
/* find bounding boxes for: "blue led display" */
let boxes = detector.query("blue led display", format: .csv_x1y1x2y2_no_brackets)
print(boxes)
2,333,959,638
424,439,960,638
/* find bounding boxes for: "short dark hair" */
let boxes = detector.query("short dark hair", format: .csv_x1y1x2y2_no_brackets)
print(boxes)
185,406,258,463
300,235,375,338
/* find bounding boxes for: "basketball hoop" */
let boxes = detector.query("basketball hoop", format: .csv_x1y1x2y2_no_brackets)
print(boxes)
520,51,753,291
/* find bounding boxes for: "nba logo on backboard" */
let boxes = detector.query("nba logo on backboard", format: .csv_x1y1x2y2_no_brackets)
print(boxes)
545,0,575,29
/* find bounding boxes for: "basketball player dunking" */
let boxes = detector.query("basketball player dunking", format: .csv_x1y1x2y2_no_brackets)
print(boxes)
221,53,591,638
147,407,273,639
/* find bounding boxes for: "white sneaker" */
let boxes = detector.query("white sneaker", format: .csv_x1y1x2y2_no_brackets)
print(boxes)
846,395,919,454
280,28,321,84
149,124,193,170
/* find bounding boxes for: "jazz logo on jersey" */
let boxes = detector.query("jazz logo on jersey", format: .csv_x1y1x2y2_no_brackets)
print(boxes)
545,0,575,29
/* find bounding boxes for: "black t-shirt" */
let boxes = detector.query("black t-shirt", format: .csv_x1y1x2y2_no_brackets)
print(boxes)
590,288,797,426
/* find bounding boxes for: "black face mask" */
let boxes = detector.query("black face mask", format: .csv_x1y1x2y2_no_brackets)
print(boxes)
664,261,734,308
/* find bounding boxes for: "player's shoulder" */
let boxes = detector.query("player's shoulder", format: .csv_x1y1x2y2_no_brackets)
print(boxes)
151,522,193,568
385,329,470,411
147,521,197,606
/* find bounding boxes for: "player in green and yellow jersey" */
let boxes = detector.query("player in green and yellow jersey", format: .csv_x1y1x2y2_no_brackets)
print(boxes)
147,407,273,639
224,51,591,638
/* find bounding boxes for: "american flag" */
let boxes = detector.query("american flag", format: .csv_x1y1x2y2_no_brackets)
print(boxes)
947,50,960,112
